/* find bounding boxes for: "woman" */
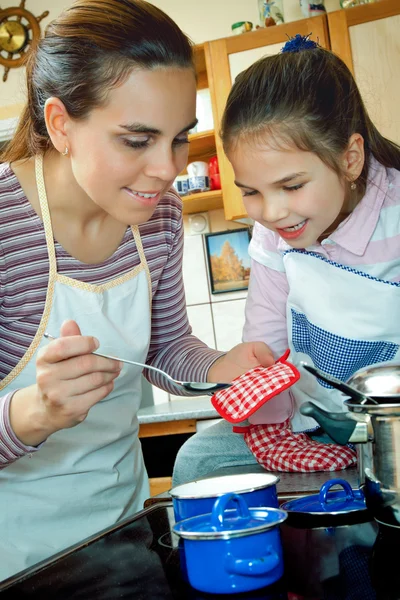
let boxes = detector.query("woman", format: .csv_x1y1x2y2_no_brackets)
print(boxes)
0,0,273,581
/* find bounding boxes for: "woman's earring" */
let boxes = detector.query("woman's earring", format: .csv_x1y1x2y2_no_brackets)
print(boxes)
350,181,357,191
61,147,69,156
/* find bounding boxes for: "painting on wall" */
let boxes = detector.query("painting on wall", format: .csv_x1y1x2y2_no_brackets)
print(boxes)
204,228,251,294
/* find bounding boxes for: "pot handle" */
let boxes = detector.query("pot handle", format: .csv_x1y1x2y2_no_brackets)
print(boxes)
225,547,280,576
211,493,250,529
319,478,354,508
300,401,356,444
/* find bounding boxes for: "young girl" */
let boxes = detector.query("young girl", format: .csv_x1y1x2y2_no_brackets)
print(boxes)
173,35,400,484
0,0,274,581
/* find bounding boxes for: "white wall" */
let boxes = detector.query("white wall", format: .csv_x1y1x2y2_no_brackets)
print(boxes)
0,0,341,113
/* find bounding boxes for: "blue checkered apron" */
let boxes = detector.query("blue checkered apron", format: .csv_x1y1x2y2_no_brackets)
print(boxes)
283,250,400,433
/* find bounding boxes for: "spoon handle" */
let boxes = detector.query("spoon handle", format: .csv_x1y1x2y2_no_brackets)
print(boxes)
302,363,377,404
43,333,178,384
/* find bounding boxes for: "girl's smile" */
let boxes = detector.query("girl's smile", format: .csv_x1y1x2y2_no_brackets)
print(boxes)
277,219,308,240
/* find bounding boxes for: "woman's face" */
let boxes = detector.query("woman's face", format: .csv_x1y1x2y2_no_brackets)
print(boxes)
228,139,347,248
66,67,197,225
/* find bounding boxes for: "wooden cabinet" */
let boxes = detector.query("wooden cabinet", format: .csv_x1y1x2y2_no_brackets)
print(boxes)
328,0,400,145
198,0,399,222
181,45,224,215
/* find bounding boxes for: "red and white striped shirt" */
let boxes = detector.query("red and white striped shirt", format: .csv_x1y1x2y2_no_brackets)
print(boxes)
0,162,222,466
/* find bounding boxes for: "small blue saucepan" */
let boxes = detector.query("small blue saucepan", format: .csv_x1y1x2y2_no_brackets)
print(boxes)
169,472,279,523
173,492,287,595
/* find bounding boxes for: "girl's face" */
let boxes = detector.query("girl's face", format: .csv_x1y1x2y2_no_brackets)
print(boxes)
228,140,347,248
65,67,197,225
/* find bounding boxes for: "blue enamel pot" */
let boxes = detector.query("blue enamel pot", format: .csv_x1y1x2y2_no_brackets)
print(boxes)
169,472,279,523
173,492,287,595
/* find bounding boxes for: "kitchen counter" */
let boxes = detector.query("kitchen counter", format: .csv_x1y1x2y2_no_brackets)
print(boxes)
138,397,218,424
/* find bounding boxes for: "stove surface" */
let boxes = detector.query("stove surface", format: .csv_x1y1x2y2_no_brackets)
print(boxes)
0,502,389,599
0,503,287,600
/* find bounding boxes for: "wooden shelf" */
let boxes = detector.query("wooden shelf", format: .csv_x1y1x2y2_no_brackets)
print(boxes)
193,44,208,89
182,189,223,214
188,129,216,160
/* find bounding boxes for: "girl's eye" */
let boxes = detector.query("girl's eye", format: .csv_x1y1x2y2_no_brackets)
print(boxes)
123,138,150,149
242,189,258,197
283,183,305,192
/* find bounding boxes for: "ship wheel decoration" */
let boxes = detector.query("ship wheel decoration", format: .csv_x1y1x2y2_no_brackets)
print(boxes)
0,1,49,82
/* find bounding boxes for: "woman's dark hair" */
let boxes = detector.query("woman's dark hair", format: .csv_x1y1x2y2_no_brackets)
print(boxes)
221,47,400,199
2,0,194,162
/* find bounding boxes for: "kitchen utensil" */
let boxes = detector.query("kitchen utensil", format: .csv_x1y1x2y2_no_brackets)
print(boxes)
299,359,400,526
280,479,377,598
169,472,279,523
302,362,378,405
173,492,287,594
344,359,400,400
43,333,231,396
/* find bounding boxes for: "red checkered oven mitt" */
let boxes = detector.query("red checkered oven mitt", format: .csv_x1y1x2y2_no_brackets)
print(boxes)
239,420,357,472
211,350,300,424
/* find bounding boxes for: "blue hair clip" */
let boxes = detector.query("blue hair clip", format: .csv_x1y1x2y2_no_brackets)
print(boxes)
281,34,319,53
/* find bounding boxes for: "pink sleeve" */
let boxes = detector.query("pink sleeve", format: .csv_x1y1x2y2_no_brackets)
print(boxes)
243,228,293,424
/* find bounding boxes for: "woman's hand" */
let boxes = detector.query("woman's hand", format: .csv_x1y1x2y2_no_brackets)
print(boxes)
10,320,122,446
207,341,275,383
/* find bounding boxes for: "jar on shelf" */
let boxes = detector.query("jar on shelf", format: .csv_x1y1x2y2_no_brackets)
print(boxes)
257,0,284,26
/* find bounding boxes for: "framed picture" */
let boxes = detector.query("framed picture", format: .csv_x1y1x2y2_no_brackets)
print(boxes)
204,228,251,294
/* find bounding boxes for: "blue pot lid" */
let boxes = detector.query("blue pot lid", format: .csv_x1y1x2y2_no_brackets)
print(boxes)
173,492,287,541
281,478,367,515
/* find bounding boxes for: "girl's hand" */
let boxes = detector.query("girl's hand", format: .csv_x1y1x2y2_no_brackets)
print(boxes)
10,320,122,446
207,341,275,383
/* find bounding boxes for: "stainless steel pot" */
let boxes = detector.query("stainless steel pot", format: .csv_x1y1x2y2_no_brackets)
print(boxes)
300,360,400,527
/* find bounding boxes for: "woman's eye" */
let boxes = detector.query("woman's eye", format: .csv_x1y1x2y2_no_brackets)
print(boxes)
123,137,150,149
172,137,190,147
283,183,305,192
242,189,258,197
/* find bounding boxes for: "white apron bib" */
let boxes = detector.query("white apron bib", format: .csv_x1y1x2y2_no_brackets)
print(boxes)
284,249,400,432
0,155,152,581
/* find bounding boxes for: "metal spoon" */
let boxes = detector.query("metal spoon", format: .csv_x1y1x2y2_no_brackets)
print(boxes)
43,333,231,397
302,363,379,405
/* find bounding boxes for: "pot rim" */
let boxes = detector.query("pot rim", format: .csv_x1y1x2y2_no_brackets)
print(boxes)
173,507,287,540
169,472,279,500
345,400,400,415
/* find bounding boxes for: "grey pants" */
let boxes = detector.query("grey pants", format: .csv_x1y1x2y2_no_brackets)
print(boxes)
172,420,257,486
172,419,333,486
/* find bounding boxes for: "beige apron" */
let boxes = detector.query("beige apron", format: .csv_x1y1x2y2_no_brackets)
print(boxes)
0,155,152,581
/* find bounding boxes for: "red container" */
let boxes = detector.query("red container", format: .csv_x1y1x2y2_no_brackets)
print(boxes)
210,173,221,190
208,155,219,176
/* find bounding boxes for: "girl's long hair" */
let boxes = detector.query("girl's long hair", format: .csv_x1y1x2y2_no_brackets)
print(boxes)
221,47,400,199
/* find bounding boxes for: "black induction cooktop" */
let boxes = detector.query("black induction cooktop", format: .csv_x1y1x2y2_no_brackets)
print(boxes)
0,503,287,600
0,500,393,600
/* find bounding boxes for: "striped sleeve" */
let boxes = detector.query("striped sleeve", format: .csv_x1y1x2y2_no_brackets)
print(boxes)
144,200,223,393
0,391,41,468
